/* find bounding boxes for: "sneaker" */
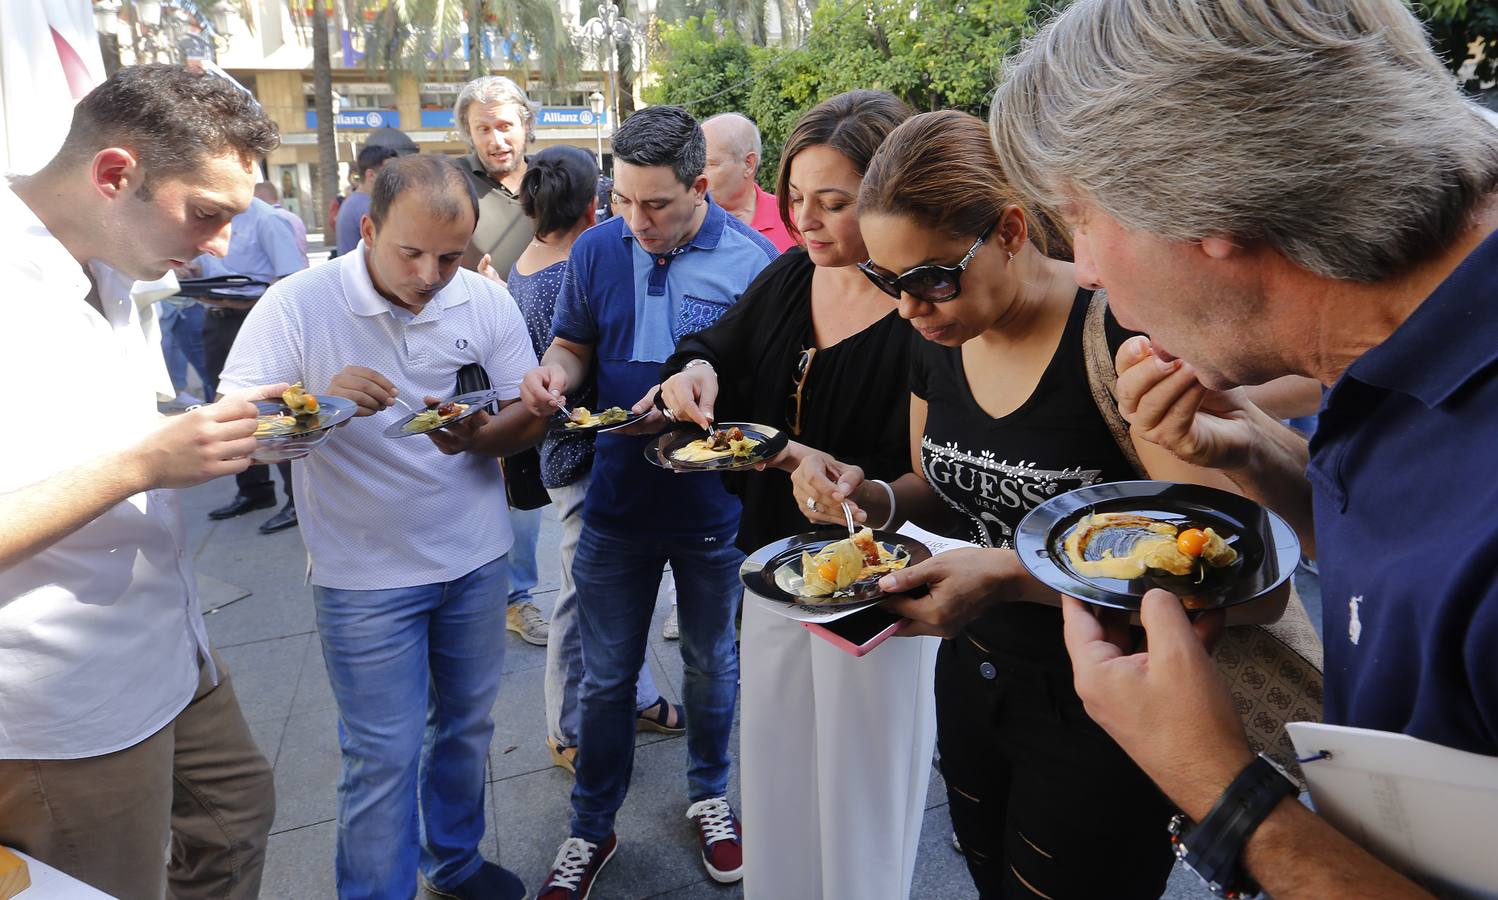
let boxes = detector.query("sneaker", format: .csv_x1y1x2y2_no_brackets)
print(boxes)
538,834,617,900
421,861,526,900
164,391,203,410
506,601,549,646
686,797,743,884
661,605,679,640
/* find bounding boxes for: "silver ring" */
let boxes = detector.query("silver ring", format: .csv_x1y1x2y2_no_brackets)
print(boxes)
806,496,818,512
663,407,677,421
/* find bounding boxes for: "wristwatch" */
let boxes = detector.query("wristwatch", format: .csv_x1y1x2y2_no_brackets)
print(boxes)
1167,754,1297,898
682,359,714,372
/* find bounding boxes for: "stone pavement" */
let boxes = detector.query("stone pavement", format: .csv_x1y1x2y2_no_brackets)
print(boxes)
183,464,1310,899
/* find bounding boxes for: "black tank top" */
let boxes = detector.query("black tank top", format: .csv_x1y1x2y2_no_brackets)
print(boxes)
911,288,1138,666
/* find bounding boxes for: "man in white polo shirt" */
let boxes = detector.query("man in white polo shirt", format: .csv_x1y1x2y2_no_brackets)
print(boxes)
0,64,283,899
219,154,546,900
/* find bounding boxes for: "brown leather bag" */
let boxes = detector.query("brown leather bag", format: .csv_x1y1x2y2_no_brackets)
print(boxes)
1080,290,1323,784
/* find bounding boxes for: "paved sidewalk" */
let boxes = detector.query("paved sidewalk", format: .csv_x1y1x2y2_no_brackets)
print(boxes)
182,468,1270,899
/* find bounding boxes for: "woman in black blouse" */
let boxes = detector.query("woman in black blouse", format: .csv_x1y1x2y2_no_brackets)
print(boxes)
658,91,939,900
791,111,1240,899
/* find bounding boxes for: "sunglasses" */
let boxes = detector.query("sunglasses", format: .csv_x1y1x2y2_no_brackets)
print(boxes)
786,346,816,436
858,224,996,302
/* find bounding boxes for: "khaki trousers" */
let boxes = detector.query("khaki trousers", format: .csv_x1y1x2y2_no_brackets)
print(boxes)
0,650,275,900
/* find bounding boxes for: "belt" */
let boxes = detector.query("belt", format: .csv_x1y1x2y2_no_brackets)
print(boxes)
205,306,252,319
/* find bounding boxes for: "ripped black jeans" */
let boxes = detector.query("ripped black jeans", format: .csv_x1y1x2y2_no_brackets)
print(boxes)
936,633,1175,899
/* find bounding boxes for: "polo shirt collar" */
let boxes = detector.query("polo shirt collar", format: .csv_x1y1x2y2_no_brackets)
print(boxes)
463,153,520,198
622,197,728,255
1345,227,1498,408
750,183,780,234
339,244,472,319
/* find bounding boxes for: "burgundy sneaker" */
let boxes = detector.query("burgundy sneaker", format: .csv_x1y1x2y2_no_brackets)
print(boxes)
538,834,617,900
686,797,743,883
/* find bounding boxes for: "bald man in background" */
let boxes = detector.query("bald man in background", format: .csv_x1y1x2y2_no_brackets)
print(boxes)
701,113,796,252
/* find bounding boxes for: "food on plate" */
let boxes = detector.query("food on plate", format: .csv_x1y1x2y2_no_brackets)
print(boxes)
797,528,908,599
1062,512,1237,580
255,383,323,437
672,426,762,463
404,400,470,433
282,382,320,417
564,406,630,429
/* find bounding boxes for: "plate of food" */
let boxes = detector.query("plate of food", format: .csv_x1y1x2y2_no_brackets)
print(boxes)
740,527,932,609
1014,480,1300,612
644,422,788,472
382,390,499,438
251,384,357,463
549,405,648,434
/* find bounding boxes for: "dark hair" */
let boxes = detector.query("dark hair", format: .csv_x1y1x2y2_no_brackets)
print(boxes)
520,145,599,238
369,155,479,230
775,90,913,237
860,110,1071,259
55,63,279,198
357,144,399,178
609,106,706,188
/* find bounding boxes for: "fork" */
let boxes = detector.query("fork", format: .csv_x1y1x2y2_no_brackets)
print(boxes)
840,500,858,538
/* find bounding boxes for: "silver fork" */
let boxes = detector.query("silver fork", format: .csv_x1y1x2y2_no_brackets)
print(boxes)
840,500,858,538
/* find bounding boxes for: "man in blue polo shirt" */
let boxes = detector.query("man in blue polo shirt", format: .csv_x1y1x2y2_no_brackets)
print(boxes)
521,106,776,899
991,0,1498,896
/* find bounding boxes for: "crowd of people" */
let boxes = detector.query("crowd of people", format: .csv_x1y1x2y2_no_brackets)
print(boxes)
2,0,1496,899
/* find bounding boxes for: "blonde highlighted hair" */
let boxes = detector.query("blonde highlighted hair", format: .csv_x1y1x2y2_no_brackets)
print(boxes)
992,0,1498,281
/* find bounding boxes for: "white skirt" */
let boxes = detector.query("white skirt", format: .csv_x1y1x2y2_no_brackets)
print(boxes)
739,597,940,900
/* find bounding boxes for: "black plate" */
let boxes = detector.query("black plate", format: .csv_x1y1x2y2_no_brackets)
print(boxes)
740,528,933,609
1015,480,1299,612
548,407,649,435
382,390,499,438
644,422,789,472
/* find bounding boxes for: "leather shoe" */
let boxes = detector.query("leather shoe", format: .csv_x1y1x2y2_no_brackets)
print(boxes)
208,494,276,520
258,502,298,534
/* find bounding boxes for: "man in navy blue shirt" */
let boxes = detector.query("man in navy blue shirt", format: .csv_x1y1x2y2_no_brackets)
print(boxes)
521,106,776,899
990,0,1498,896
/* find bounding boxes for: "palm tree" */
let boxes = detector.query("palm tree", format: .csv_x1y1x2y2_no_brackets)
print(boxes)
311,1,339,235
649,0,813,46
352,0,574,87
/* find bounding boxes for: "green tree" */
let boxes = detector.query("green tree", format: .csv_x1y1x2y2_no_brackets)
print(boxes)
353,0,573,86
1416,0,1498,92
648,0,1052,187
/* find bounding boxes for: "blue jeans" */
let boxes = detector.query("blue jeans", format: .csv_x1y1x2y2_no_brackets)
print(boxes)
312,556,507,900
157,301,211,397
569,522,742,842
502,505,541,606
543,479,658,747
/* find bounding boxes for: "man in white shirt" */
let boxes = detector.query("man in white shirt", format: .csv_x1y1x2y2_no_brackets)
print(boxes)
219,154,546,900
0,64,284,899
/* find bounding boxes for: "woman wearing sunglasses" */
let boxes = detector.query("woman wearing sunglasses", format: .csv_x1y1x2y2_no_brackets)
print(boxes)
657,91,939,900
791,110,1242,899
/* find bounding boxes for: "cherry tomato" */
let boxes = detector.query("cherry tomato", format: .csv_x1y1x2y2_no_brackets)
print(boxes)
1177,528,1208,557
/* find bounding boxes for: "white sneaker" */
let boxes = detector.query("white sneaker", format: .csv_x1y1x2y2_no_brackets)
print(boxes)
506,601,550,645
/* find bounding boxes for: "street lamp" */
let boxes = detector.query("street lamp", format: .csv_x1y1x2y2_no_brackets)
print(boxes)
588,90,605,173
579,5,638,132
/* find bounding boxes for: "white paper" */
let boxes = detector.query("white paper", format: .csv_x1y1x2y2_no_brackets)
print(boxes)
754,522,981,624
1286,722,1498,898
8,849,114,898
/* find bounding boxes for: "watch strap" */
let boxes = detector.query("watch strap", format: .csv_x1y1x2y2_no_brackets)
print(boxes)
1172,754,1297,897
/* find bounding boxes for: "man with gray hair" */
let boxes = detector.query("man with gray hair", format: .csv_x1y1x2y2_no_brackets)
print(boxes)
993,0,1498,897
455,75,539,277
702,112,795,251
453,74,552,647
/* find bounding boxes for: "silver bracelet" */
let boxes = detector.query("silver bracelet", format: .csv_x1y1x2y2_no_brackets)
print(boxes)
870,479,897,530
682,359,714,372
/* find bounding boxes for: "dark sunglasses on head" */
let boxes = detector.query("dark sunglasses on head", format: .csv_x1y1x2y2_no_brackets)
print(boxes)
786,346,816,436
858,224,996,302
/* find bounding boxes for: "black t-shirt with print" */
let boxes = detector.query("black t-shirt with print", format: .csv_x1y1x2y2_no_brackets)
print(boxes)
911,288,1138,667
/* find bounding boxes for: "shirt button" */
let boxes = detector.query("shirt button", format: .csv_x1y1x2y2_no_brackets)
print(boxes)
978,661,997,680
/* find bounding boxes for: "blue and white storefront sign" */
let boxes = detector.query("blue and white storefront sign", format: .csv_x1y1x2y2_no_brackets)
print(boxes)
305,109,402,130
